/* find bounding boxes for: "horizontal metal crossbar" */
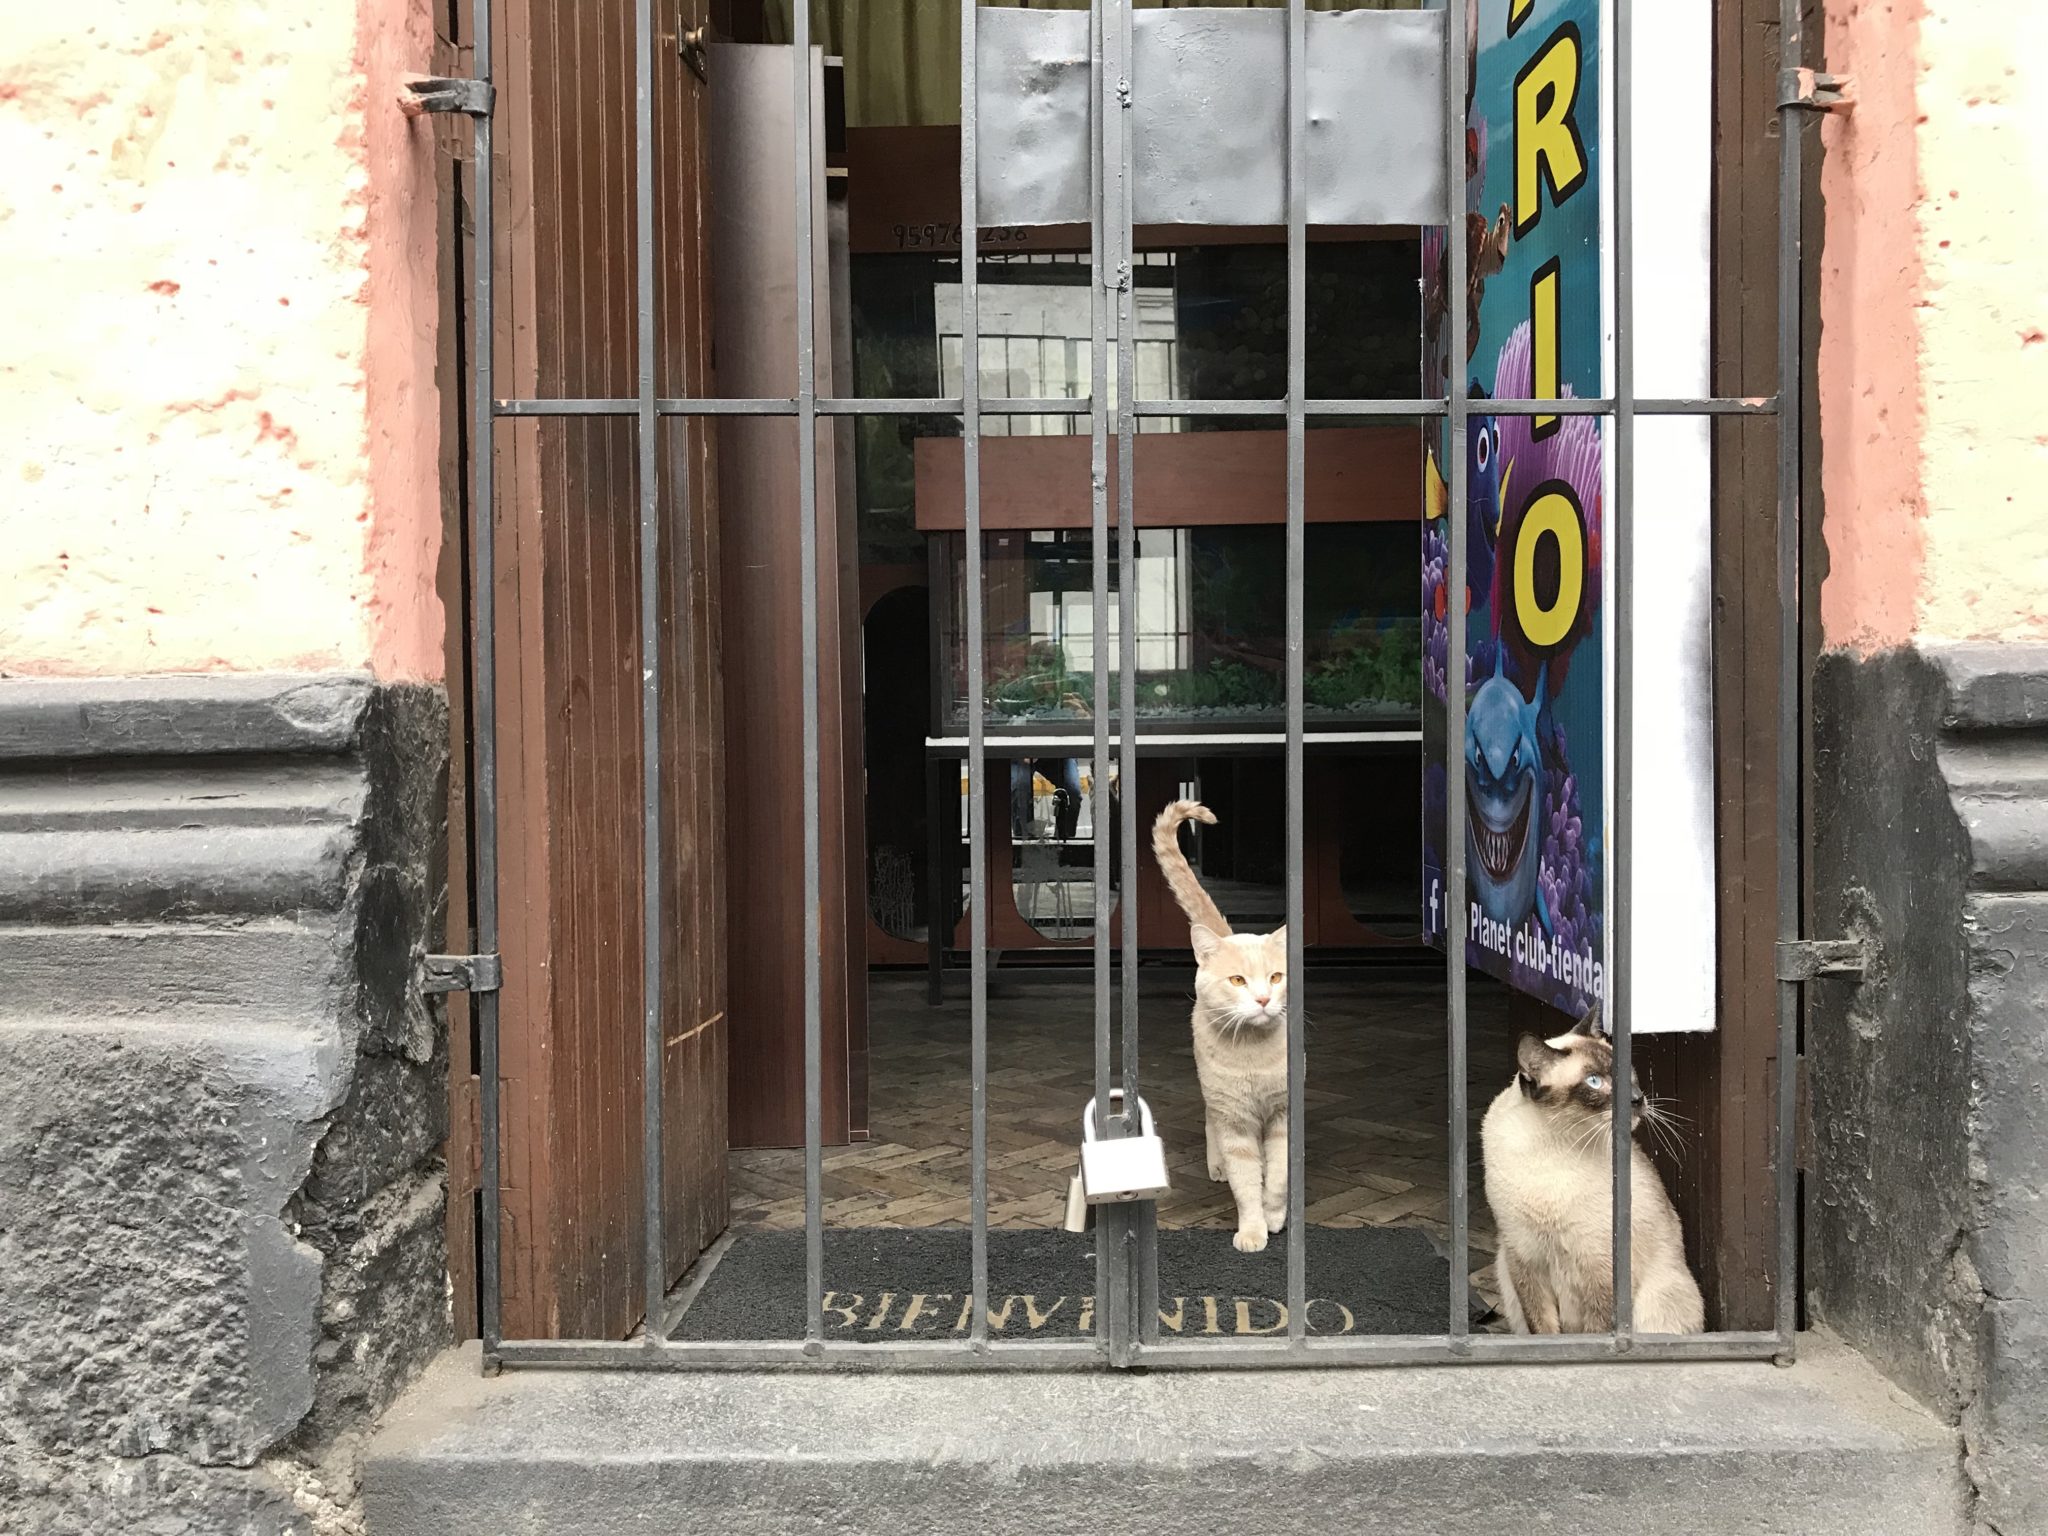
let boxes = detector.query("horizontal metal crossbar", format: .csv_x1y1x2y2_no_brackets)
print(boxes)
924,730,1422,751
488,1327,1789,1373
491,394,1777,421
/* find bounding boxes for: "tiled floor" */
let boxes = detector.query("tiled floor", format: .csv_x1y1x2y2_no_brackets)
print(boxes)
730,965,1519,1288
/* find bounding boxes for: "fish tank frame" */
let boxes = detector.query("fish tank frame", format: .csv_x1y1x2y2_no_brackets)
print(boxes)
927,518,1425,738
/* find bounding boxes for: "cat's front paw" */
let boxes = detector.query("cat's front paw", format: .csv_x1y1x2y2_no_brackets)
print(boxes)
1233,1221,1269,1253
1264,1202,1287,1234
1207,1158,1227,1182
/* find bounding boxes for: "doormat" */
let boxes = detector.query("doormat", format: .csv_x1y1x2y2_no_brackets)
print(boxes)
669,1225,1468,1341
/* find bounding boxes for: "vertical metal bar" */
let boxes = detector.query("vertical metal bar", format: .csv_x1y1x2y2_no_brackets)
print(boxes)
791,0,826,1349
1114,0,1139,1126
632,0,667,1344
1089,0,1112,1142
470,0,503,1369
1609,0,1636,1343
1088,0,1115,1353
960,0,991,1353
1282,0,1308,1344
1444,0,1473,1349
1772,0,1807,1353
1107,0,1140,1369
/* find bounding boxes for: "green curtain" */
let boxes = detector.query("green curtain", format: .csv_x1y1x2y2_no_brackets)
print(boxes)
763,0,1422,128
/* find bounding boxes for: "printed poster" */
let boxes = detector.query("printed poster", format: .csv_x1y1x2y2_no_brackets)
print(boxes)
1422,0,1607,1017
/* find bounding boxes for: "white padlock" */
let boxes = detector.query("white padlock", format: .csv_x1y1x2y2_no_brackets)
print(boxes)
1078,1091,1171,1206
1063,1170,1090,1233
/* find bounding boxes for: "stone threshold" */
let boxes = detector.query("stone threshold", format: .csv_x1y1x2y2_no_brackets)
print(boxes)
365,1330,1964,1536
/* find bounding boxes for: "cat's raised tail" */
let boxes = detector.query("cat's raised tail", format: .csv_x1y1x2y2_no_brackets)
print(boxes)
1152,800,1234,940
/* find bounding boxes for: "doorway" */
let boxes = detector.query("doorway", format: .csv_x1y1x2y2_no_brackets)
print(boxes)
444,0,1804,1365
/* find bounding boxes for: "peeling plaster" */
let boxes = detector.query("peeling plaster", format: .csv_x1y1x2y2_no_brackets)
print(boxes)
0,3,444,681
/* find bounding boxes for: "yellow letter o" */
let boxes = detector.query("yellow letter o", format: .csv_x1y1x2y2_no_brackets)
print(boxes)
1513,489,1584,650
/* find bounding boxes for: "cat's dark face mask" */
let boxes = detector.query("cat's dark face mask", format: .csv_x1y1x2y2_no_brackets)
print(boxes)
1515,1013,1645,1133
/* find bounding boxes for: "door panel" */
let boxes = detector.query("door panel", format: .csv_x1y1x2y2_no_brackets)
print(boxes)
455,0,729,1342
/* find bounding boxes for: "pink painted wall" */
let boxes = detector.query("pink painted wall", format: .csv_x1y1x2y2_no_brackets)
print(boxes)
0,0,446,681
1819,0,2048,650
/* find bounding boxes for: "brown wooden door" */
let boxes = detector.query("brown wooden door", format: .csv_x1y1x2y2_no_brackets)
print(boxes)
444,0,730,1343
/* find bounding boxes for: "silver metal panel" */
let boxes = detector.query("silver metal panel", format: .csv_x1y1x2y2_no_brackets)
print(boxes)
1133,8,1286,226
975,8,1447,228
977,8,1092,230
1301,9,1448,226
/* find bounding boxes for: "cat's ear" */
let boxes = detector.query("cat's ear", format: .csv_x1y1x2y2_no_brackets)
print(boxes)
1190,925,1223,961
1516,1033,1560,1082
1571,1006,1607,1040
1266,925,1288,952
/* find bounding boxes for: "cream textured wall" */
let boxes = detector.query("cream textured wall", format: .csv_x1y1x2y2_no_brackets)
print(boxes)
0,0,444,680
1912,4,2048,644
1819,0,2048,650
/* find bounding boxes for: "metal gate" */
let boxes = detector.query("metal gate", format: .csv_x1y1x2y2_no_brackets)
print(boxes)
428,0,1834,1370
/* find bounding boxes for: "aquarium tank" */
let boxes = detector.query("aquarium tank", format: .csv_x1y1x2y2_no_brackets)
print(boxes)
932,521,1422,733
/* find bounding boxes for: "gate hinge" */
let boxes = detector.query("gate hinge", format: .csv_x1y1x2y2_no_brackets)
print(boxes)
678,17,711,80
404,76,496,118
1778,68,1856,114
1775,938,1872,982
423,952,504,995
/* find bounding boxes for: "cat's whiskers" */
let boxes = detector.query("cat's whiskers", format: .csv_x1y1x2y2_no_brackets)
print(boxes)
1640,1100,1688,1163
1567,1113,1612,1157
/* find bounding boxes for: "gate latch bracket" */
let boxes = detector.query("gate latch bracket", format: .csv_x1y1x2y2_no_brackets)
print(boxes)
1779,68,1856,114
402,76,496,118
1775,938,1873,983
423,952,504,995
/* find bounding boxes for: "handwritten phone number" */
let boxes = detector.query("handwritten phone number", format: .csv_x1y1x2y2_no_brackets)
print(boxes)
891,223,1031,250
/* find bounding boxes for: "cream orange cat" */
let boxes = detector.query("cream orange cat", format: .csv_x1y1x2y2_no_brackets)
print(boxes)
1152,801,1290,1253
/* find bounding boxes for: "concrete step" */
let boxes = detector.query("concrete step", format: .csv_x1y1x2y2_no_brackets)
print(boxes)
365,1332,1966,1536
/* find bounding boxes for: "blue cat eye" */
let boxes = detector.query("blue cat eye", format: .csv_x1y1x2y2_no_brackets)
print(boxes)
1585,1074,1605,1091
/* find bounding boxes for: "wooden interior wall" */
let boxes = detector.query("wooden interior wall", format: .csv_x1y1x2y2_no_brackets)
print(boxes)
460,0,728,1342
709,43,868,1151
827,178,871,1137
913,429,1423,531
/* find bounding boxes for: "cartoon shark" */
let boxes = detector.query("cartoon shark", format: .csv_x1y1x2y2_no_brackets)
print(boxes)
1463,651,1544,928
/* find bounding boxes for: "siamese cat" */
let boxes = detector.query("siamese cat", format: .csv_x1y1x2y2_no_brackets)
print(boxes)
1152,800,1290,1253
1481,1010,1705,1334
